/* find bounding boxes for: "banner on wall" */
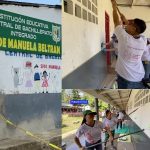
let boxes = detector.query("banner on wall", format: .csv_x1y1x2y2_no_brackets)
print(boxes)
0,9,61,94
0,9,61,57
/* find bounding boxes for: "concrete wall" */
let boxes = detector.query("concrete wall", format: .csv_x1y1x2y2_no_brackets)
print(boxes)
118,6,150,37
62,0,114,78
0,94,61,139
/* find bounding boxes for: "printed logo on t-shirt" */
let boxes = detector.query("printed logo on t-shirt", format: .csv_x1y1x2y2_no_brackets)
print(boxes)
124,45,144,62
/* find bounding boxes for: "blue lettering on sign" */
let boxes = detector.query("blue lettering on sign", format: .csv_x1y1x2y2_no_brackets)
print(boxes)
36,54,43,59
5,51,33,58
70,100,88,105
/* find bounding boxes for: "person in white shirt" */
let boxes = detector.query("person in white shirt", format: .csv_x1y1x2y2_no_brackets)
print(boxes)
74,110,113,150
103,110,118,149
101,34,118,59
111,0,150,89
142,39,150,81
117,111,125,129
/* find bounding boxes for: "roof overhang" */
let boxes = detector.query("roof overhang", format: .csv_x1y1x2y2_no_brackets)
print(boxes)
83,89,132,110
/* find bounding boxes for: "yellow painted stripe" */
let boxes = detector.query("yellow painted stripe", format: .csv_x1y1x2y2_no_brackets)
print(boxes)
0,114,62,150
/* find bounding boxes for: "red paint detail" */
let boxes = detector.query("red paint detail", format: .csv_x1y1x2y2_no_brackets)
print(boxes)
105,12,111,66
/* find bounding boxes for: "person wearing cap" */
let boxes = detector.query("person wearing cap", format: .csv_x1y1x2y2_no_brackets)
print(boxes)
74,110,113,150
103,110,118,149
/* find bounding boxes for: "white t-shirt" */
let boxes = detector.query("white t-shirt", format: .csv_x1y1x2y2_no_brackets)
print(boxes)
142,44,150,61
114,25,148,82
75,120,102,144
117,112,124,120
102,117,117,131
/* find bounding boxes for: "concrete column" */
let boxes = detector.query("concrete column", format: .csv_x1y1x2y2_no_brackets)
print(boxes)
95,98,99,120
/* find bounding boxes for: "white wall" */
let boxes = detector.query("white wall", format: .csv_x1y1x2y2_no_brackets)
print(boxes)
63,4,150,78
62,0,114,77
127,90,150,138
130,103,150,138
118,6,150,37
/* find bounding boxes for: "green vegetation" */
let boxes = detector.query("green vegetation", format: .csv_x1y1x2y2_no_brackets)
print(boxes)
62,114,82,134
62,89,109,111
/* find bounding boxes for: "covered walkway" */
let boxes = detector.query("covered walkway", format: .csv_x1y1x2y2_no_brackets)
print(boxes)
62,89,150,150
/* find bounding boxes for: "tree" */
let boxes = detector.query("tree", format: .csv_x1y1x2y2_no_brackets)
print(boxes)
72,89,81,99
82,93,95,107
62,89,71,103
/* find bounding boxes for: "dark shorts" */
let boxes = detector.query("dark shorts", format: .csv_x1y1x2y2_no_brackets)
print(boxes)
105,130,115,142
117,75,145,89
85,139,102,150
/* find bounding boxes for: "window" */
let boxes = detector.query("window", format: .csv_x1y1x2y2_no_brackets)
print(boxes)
64,0,73,15
88,12,92,22
95,8,97,15
146,96,148,104
75,4,81,18
82,0,87,7
92,4,95,13
92,15,95,23
88,0,91,10
96,17,98,24
92,0,97,6
83,9,87,20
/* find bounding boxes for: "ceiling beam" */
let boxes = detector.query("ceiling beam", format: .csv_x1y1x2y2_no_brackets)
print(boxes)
101,94,120,108
106,97,129,102
95,89,114,95
117,4,150,7
95,89,131,95
116,101,128,104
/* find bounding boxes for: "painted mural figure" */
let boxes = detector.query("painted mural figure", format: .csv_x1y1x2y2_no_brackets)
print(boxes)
51,70,60,93
11,66,22,93
24,61,33,92
34,64,41,93
41,71,50,93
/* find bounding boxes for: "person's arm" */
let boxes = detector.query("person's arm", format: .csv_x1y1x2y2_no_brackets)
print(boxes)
74,136,85,150
111,0,120,27
142,46,150,61
104,126,114,142
116,7,129,25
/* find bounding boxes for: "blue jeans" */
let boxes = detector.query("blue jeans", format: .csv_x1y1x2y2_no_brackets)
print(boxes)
142,61,150,79
85,140,102,150
117,75,145,89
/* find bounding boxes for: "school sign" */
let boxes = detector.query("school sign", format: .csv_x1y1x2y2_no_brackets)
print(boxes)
0,8,61,94
0,9,61,57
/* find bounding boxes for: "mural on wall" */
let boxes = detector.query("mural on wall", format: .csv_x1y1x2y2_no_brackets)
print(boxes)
0,9,61,94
